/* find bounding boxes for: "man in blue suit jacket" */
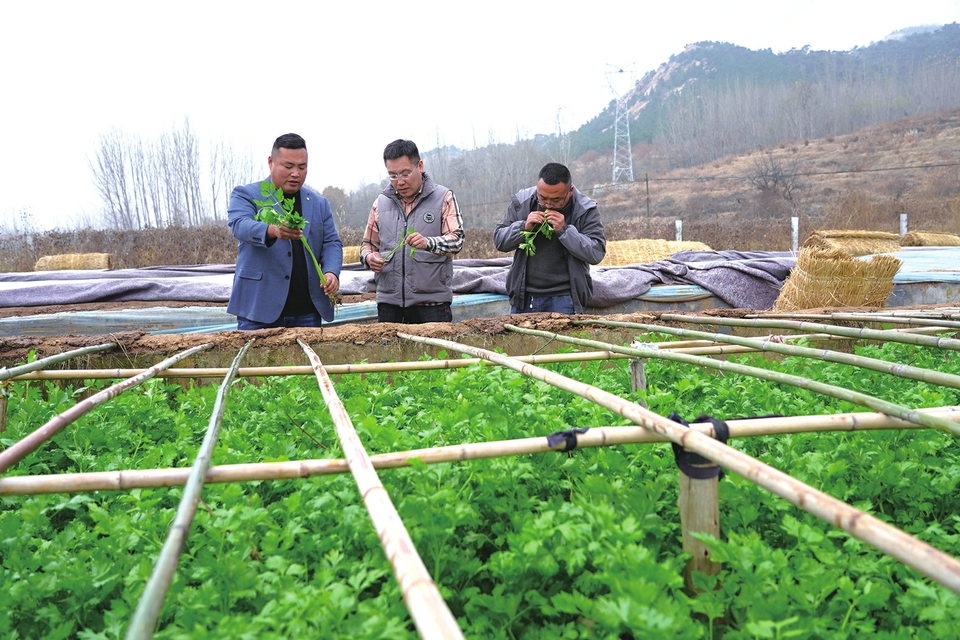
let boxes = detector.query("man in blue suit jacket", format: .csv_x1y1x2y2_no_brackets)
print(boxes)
227,133,343,330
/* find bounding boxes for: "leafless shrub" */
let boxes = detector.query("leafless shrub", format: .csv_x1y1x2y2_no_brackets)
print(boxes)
749,152,802,200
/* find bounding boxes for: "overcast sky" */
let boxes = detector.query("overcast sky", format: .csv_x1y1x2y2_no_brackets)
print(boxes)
3,0,959,231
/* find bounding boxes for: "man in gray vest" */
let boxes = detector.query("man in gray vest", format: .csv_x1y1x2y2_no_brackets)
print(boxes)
360,139,465,323
494,163,606,314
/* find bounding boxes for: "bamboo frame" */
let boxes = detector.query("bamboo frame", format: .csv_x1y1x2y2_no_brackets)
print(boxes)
4,407,959,497
127,340,253,640
758,309,960,320
0,344,212,474
4,351,631,380
0,342,116,380
751,312,960,330
398,332,960,596
297,339,464,640
3,336,871,382
578,318,960,390
660,313,960,351
507,325,960,437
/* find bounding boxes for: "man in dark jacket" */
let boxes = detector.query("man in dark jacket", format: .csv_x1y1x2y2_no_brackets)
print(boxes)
360,139,465,323
494,163,606,314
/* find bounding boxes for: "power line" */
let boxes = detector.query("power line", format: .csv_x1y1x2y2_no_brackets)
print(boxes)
642,161,960,183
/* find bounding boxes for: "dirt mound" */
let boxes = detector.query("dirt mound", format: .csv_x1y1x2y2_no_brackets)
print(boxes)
0,313,620,364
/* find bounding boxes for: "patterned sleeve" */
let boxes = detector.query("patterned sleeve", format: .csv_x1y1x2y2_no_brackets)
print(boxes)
426,191,465,255
359,198,381,264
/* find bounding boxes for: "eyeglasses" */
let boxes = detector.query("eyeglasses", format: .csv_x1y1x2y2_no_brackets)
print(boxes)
536,192,569,207
388,169,418,182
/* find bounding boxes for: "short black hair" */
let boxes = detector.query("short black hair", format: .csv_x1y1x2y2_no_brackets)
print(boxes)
272,133,307,155
538,162,571,186
383,139,420,164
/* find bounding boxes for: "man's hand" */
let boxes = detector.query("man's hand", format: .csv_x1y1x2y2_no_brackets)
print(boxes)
405,232,428,250
322,273,340,296
365,251,385,273
543,209,565,233
524,211,546,232
267,224,303,240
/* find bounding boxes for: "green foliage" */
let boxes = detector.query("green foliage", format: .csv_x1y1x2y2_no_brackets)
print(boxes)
518,221,554,257
253,179,331,300
382,227,416,262
1,342,959,638
253,181,305,230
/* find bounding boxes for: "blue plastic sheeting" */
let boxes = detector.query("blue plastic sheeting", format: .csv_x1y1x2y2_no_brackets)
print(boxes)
1,307,236,337
878,247,960,283
0,286,721,337
2,247,958,337
0,254,794,311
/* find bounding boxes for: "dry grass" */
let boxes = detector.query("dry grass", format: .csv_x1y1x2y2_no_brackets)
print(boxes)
573,107,960,248
2,108,959,272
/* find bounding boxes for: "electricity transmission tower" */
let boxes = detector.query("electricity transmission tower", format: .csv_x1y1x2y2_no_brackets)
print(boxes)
606,64,635,183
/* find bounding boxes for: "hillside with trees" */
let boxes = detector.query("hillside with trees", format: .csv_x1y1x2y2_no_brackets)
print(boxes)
2,23,957,266
337,23,960,229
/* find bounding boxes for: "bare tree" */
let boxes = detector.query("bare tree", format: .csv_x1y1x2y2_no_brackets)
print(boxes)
749,151,802,201
89,129,137,229
209,140,259,221
89,120,259,229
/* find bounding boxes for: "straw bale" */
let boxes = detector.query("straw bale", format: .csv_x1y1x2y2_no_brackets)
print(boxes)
342,245,361,264
900,231,960,247
599,239,712,266
669,240,712,253
802,229,900,256
774,247,902,311
34,253,114,271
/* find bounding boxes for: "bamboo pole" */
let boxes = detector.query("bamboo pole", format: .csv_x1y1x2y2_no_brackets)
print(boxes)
660,314,960,352
0,344,211,474
579,318,960,390
0,383,7,434
6,351,631,381
754,312,960,330
1,342,114,430
507,325,960,437
755,310,960,320
126,340,253,640
2,407,958,497
297,339,464,640
398,331,960,596
0,342,117,380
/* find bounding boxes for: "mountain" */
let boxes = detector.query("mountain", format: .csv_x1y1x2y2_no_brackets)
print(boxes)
396,25,960,233
570,22,960,164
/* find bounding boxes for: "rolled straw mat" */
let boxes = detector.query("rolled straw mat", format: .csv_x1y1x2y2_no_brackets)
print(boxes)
774,247,901,310
599,239,712,266
802,230,900,256
34,253,114,271
900,231,960,247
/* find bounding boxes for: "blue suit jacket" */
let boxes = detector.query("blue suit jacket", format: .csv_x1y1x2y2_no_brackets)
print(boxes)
227,181,343,323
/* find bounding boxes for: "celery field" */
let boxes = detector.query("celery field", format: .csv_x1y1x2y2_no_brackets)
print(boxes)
1,342,960,639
